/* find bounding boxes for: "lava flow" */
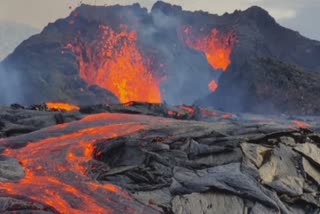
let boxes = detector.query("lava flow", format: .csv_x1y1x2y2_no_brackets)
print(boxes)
180,26,236,92
291,120,311,129
46,102,80,112
71,25,162,103
0,113,176,213
181,26,236,71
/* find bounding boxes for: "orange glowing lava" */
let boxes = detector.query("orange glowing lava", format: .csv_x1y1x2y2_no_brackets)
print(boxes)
292,120,311,129
46,102,80,112
0,113,176,213
221,113,233,119
72,25,162,103
178,105,195,114
199,108,218,118
208,80,218,92
181,26,236,71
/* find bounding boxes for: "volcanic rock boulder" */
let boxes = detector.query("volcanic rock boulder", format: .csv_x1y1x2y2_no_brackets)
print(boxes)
0,157,25,182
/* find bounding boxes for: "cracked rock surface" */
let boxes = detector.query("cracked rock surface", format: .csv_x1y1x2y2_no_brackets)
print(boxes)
0,103,319,213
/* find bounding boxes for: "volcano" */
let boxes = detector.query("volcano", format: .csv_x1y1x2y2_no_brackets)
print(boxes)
1,1,320,213
1,1,320,114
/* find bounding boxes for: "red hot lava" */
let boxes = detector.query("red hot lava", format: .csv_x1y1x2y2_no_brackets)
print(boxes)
68,23,236,103
221,113,233,119
71,25,162,104
178,105,195,114
181,26,236,72
0,113,176,213
46,102,80,112
208,80,218,92
180,26,236,92
291,120,311,129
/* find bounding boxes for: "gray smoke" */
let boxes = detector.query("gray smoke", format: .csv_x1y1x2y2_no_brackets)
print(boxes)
0,64,23,105
0,4,220,106
123,5,215,105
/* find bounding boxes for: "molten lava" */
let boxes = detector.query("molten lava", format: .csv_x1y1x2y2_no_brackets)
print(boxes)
0,113,176,213
221,113,233,119
292,120,311,129
180,26,235,94
199,108,218,118
72,25,162,103
178,105,195,114
46,102,80,112
181,26,236,71
208,80,218,92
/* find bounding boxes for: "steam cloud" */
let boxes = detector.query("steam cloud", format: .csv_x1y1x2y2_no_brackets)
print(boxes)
122,6,216,105
0,3,224,106
0,64,22,104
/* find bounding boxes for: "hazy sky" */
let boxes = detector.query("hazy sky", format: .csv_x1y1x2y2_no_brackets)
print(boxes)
0,0,319,40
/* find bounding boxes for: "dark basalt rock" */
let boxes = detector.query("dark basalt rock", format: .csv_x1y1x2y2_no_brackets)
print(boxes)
87,114,320,213
198,58,320,115
0,103,319,213
0,106,83,138
0,156,25,182
1,101,319,139
0,196,58,213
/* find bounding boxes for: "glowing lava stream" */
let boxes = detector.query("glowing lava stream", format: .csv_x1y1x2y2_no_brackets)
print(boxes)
291,120,311,129
73,25,162,104
182,27,235,71
0,113,177,213
46,102,80,112
181,26,236,92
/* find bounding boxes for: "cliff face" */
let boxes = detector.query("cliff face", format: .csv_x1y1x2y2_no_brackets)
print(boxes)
1,1,320,114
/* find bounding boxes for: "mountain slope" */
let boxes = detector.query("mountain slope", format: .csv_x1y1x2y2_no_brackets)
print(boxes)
151,2,320,70
1,1,320,115
197,58,320,114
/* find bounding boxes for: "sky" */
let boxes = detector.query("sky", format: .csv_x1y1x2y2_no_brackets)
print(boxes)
0,0,319,40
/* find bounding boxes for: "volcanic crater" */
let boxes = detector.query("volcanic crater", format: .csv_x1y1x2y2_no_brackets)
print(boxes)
0,1,320,214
